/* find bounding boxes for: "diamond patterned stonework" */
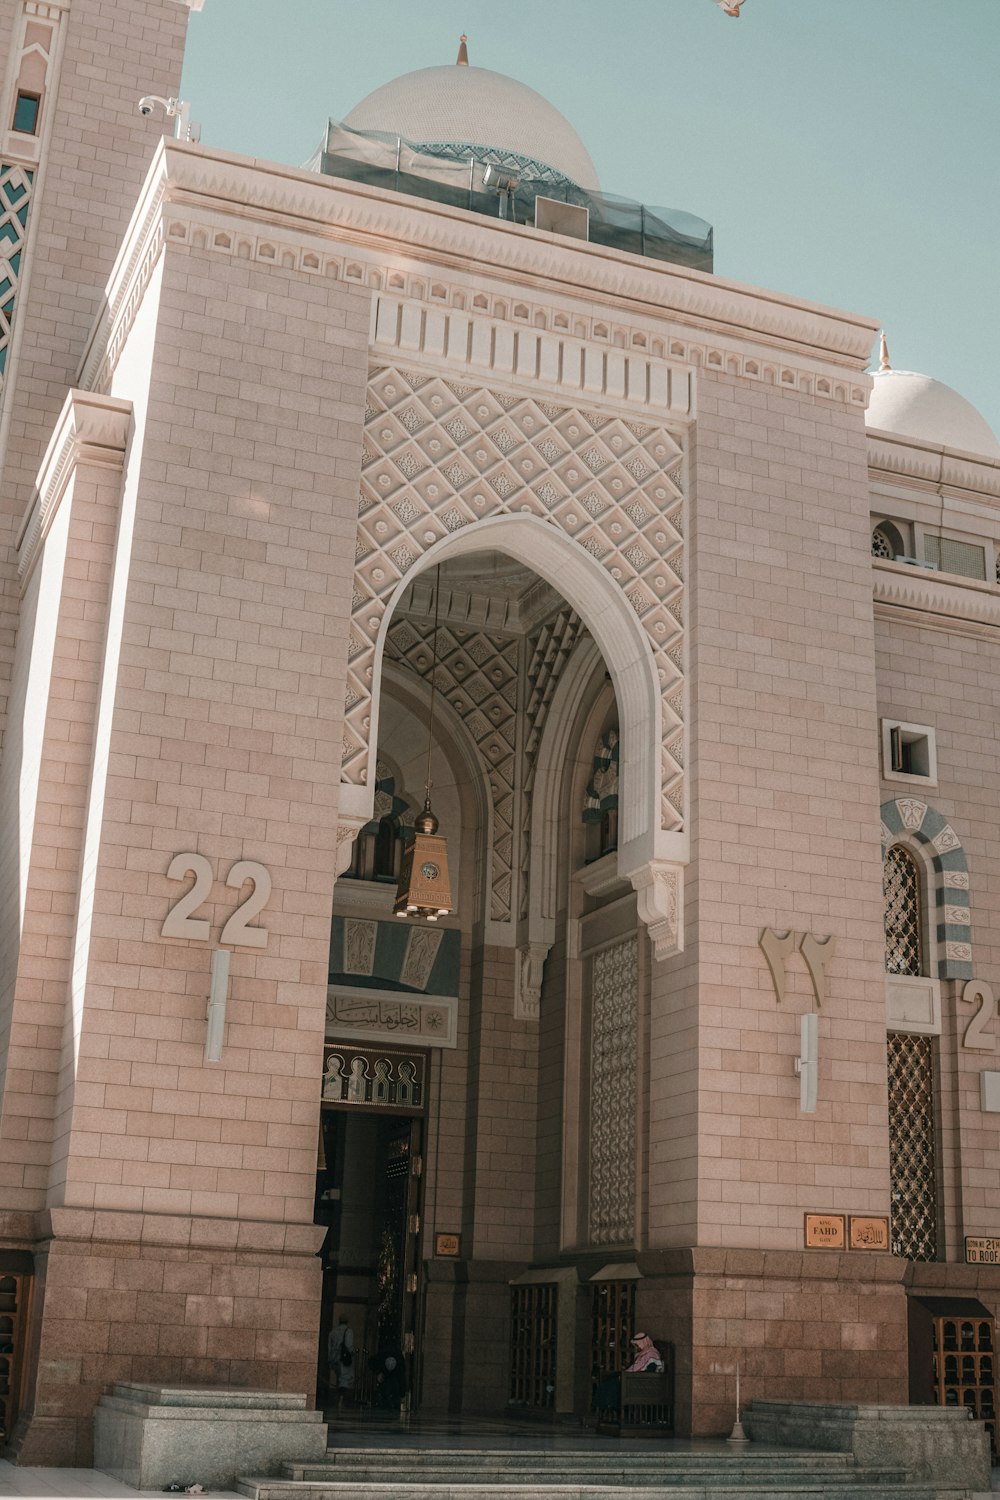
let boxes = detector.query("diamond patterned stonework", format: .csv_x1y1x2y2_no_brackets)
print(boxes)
884,844,922,977
520,607,589,921
887,1031,938,1261
347,368,686,833
386,615,519,923
589,936,638,1246
0,163,33,382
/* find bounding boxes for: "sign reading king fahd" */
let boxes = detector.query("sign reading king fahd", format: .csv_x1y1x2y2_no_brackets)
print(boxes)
965,1237,1000,1265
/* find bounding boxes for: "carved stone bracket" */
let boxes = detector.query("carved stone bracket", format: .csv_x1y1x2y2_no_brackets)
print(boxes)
629,859,683,960
515,941,549,1021
334,813,369,877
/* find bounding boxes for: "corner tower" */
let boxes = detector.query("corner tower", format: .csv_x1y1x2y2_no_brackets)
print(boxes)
0,0,202,741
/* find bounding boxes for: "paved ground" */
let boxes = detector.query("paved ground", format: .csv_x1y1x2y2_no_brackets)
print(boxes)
2,1459,999,1498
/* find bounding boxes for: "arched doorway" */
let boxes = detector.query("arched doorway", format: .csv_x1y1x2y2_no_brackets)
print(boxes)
320,531,679,1415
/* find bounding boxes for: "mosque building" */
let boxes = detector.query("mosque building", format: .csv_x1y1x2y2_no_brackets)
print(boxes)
0,0,999,1466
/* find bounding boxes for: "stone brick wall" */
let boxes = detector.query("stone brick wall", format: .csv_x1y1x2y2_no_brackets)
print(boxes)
0,0,192,738
40,237,371,1220
679,370,889,1249
876,616,1000,1249
5,1208,323,1465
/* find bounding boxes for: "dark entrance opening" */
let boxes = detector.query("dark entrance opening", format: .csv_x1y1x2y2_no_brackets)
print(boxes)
314,1044,426,1413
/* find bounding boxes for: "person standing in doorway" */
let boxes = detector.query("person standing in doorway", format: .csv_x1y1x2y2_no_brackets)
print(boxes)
327,1314,355,1411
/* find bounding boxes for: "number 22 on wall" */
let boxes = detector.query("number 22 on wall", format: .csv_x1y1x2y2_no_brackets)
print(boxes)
161,853,272,948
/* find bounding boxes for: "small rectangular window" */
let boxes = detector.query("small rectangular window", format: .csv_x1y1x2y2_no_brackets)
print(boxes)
12,92,40,135
881,719,937,786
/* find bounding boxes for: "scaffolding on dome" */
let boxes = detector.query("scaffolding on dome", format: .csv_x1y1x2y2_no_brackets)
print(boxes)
307,122,714,274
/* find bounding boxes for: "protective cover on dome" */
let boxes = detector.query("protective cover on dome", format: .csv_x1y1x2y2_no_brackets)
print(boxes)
307,121,714,274
342,63,601,194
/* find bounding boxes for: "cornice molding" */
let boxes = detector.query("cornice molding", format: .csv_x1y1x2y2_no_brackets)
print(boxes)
371,293,695,416
17,389,132,586
79,167,168,390
873,558,1000,632
867,429,1000,504
81,140,879,400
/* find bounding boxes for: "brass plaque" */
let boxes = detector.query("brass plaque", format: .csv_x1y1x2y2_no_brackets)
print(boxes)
435,1232,461,1258
966,1236,1000,1265
849,1215,890,1251
804,1213,845,1249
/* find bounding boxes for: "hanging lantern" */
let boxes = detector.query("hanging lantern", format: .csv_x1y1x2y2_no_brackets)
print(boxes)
394,799,453,920
394,565,454,921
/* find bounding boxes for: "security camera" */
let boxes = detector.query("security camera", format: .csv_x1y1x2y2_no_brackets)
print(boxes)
137,94,194,139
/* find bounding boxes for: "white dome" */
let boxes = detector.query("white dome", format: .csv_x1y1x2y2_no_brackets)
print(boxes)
344,64,600,194
866,369,1000,459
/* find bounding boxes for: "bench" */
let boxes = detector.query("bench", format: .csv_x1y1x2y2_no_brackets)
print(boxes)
596,1339,674,1436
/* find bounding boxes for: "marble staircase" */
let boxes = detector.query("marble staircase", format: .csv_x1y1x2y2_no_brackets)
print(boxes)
234,1443,977,1499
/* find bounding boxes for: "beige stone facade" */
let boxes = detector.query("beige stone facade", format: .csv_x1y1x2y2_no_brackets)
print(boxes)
0,2,999,1466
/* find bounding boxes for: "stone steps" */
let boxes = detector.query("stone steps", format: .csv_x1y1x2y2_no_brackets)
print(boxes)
234,1445,968,1500
236,1483,955,1500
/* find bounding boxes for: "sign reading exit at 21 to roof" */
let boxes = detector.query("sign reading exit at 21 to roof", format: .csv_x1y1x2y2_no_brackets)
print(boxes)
966,1237,1000,1264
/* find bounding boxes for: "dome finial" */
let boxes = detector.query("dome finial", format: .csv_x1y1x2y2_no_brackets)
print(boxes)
879,331,892,373
456,33,469,65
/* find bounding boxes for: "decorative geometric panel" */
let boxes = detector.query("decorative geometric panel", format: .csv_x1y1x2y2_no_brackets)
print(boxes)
519,607,589,921
0,163,34,381
589,937,638,1246
347,367,686,835
884,844,922,977
871,527,893,559
386,615,519,922
887,1032,939,1261
418,139,579,190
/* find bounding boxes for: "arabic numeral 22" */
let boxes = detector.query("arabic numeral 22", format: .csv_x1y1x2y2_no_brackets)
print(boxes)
962,980,997,1051
161,854,272,949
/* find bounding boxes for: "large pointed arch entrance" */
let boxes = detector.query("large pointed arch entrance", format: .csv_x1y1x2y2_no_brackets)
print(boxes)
319,355,693,1418
339,511,686,954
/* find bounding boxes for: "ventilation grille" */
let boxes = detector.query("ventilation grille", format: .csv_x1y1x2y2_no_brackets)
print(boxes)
923,536,986,580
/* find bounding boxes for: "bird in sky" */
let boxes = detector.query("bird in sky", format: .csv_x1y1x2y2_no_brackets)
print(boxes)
715,0,748,15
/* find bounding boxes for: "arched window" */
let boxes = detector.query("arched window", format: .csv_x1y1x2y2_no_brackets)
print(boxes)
582,726,620,862
884,844,923,976
345,761,409,883
871,519,905,560
871,526,894,559
373,815,402,881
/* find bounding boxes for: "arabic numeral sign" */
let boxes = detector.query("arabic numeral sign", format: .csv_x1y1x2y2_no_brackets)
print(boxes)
161,853,272,948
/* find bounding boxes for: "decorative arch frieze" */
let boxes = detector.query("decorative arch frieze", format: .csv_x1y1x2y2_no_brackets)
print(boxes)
345,365,686,842
880,797,972,980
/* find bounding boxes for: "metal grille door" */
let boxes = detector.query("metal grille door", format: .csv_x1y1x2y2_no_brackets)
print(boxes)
509,1284,557,1408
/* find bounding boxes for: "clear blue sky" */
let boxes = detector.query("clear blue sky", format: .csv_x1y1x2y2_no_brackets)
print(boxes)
181,0,1000,439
